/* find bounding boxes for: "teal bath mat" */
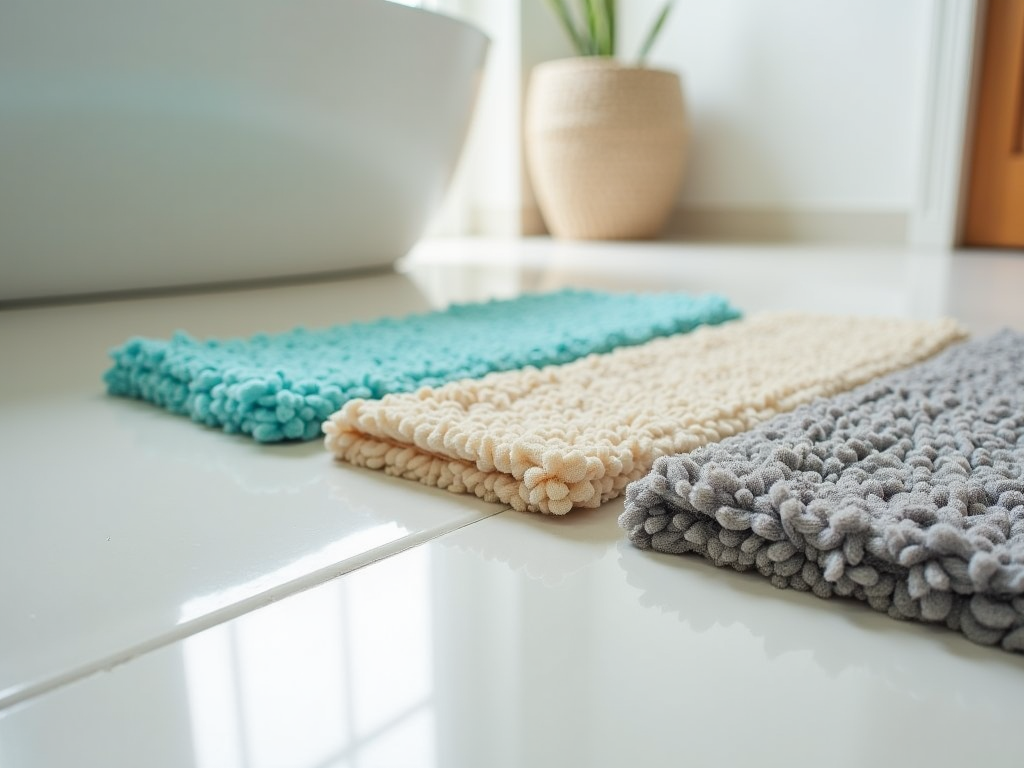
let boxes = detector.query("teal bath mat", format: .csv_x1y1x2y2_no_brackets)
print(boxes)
105,289,739,442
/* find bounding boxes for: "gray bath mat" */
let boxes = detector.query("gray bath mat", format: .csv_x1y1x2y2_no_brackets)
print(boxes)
620,330,1024,653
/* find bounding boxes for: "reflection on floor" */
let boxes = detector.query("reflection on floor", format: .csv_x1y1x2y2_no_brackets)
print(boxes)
2,238,1023,768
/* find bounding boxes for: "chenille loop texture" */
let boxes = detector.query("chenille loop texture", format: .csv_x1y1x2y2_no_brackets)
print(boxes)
325,314,965,514
619,330,1024,653
104,289,738,442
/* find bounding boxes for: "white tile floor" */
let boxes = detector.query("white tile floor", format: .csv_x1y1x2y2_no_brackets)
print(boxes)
2,238,1024,767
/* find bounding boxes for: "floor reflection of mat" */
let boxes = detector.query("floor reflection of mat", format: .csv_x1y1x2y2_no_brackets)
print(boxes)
622,329,1024,653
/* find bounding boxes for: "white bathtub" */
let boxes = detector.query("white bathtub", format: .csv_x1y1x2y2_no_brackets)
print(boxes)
0,0,488,301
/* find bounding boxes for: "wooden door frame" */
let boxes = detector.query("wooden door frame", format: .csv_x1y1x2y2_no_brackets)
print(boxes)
909,0,988,249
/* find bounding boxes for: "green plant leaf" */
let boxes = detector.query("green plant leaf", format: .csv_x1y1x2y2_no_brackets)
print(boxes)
544,0,619,57
584,0,612,56
583,0,598,54
546,0,589,56
637,0,675,64
603,0,616,56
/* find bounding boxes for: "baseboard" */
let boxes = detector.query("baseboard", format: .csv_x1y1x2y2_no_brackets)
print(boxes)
466,205,548,237
664,208,908,245
470,205,908,245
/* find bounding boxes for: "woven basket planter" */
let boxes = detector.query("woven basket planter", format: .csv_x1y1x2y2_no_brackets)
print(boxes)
525,58,688,240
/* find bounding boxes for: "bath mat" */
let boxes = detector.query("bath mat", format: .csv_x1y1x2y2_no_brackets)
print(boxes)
326,314,965,514
104,289,738,442
620,330,1024,653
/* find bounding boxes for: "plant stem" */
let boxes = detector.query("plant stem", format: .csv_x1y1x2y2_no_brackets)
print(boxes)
637,1,674,64
545,0,672,62
546,0,588,56
583,0,612,56
603,0,616,56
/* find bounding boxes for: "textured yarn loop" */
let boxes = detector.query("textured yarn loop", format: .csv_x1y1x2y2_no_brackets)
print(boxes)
620,330,1024,654
326,314,965,513
104,289,738,442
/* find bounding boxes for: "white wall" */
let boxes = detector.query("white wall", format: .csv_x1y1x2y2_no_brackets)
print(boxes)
619,0,932,214
430,0,936,240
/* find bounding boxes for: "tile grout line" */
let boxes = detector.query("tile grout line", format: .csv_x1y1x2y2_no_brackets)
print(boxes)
0,505,512,713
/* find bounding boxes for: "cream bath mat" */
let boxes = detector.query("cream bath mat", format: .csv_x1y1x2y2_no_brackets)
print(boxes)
325,314,966,514
620,330,1024,653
